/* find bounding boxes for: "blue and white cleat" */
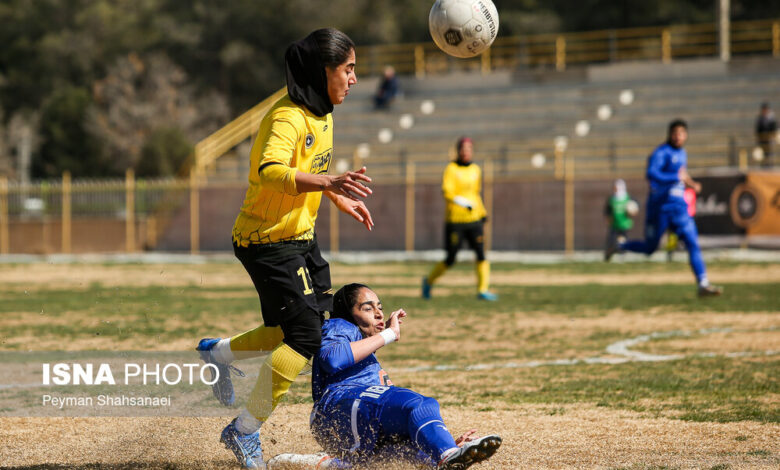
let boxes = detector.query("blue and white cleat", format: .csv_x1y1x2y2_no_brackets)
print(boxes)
422,277,432,299
197,338,242,406
221,419,267,469
477,291,498,301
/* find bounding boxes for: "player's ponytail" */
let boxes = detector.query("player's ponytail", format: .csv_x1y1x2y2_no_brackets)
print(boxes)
331,283,370,324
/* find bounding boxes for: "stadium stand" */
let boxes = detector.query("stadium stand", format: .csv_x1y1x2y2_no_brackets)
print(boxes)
208,57,780,183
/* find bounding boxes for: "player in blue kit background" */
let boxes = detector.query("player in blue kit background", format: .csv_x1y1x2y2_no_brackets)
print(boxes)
298,283,501,469
606,119,722,297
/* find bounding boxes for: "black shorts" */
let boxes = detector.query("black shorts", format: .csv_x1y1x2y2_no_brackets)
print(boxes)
233,238,332,328
444,221,485,264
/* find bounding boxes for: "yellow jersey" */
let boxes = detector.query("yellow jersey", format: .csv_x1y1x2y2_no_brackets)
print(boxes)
232,94,333,246
442,161,487,224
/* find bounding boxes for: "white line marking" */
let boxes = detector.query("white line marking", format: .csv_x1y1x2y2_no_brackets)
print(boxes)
393,327,778,373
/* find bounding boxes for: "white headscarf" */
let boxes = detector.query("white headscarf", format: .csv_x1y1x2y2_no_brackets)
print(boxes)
614,179,627,198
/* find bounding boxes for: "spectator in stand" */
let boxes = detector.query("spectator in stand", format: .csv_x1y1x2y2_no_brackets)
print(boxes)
756,102,777,167
373,66,400,110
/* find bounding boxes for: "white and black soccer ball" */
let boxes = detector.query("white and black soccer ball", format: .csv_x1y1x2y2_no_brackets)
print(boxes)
428,0,499,58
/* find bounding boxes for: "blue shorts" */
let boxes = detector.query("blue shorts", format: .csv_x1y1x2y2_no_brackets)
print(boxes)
310,385,436,466
644,198,691,242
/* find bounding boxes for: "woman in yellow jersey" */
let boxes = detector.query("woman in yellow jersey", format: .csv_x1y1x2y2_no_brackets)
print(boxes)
422,137,497,301
196,28,374,469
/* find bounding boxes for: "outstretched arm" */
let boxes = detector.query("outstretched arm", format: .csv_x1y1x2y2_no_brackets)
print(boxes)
295,166,373,199
318,310,406,373
259,164,373,199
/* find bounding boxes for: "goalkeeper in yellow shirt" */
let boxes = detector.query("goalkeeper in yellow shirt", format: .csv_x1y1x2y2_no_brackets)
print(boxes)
195,28,374,469
423,137,497,301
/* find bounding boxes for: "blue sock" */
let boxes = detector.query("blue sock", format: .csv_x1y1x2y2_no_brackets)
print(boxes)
409,397,457,462
686,238,706,284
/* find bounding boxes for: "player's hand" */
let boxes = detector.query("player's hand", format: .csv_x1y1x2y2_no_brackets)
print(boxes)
330,167,372,200
455,429,478,446
387,309,406,341
331,194,374,231
691,181,702,193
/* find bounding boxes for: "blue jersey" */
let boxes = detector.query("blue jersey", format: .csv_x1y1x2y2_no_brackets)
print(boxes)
310,319,455,466
646,142,687,204
311,318,389,403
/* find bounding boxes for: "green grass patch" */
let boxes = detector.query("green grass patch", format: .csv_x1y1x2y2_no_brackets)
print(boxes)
1,262,777,425
385,282,778,314
418,356,779,423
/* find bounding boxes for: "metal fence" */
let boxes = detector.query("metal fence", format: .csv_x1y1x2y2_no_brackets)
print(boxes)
0,149,771,255
0,172,189,254
355,19,780,77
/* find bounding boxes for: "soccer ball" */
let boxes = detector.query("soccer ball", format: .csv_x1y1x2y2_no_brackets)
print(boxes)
429,0,499,58
626,200,639,217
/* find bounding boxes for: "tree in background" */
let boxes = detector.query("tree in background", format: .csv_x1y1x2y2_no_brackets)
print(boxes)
136,127,192,178
1,0,777,179
87,53,228,176
36,87,105,178
0,108,11,178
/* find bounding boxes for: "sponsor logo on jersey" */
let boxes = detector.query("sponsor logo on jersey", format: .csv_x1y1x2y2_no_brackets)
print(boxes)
311,149,332,174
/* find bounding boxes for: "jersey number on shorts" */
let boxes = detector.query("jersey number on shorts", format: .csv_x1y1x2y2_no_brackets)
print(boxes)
296,267,314,295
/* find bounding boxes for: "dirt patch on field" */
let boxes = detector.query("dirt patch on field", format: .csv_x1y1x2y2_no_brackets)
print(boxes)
2,262,779,291
639,329,780,355
490,263,780,285
0,263,250,290
0,404,777,469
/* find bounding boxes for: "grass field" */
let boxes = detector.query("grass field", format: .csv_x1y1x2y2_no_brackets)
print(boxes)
0,259,778,469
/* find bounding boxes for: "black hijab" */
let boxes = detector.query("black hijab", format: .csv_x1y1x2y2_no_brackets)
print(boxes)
331,283,370,324
285,33,333,117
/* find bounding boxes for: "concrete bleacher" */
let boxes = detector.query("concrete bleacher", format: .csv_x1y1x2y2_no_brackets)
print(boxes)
209,56,780,182
332,56,780,180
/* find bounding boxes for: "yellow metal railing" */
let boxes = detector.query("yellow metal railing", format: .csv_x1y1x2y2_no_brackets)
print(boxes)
355,18,780,77
192,87,287,176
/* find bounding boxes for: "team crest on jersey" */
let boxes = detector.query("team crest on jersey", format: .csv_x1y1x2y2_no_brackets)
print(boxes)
305,134,315,149
311,149,332,174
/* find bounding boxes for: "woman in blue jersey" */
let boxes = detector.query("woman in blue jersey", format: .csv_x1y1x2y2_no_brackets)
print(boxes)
307,283,501,469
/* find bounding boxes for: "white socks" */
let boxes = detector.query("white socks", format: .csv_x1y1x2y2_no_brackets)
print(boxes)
699,277,710,288
236,407,263,435
212,338,235,364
